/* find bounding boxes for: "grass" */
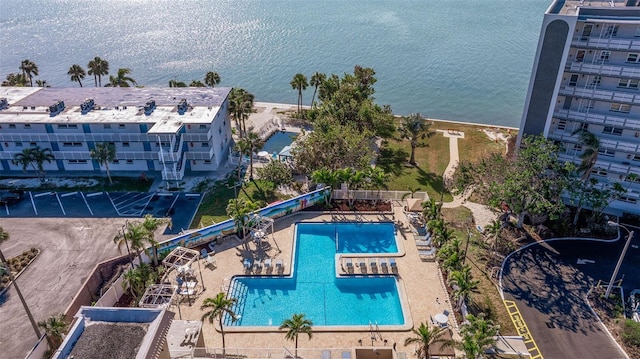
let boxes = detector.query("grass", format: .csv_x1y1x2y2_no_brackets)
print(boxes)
379,120,510,201
440,206,517,335
191,178,285,229
0,175,153,192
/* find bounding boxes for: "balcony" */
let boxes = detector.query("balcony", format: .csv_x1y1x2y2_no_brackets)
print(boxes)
572,37,640,51
553,109,640,130
567,62,640,79
161,156,187,181
559,86,640,105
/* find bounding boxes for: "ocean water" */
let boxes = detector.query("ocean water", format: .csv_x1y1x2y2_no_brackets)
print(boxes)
0,0,550,127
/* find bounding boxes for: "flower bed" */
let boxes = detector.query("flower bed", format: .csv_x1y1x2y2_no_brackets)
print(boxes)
0,248,40,291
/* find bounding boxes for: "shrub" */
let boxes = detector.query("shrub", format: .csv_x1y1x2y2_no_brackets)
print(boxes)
622,319,640,348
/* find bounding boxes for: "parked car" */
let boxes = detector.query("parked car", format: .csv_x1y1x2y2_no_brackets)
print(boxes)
0,190,24,205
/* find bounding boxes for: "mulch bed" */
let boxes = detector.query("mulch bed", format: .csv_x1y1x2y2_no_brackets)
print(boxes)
303,199,392,212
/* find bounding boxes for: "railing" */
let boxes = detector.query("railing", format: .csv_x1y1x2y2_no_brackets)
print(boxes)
572,36,640,51
185,347,355,359
162,155,187,181
257,117,282,140
567,61,640,79
0,132,152,142
553,108,640,130
559,86,640,105
332,189,429,201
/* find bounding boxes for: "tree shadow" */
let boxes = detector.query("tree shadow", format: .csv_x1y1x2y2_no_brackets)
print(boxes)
377,147,409,176
415,166,448,195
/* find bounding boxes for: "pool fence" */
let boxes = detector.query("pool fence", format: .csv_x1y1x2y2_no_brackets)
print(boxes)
332,189,429,202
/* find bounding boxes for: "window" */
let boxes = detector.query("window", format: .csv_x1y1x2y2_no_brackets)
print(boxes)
610,103,631,113
576,50,586,63
29,142,36,146
568,74,579,87
223,120,227,126
62,142,82,147
573,144,583,151
557,120,567,131
201,142,208,147
9,124,16,129
112,160,120,164
618,78,639,89
599,51,611,63
598,148,616,157
588,75,602,89
618,195,637,204
636,26,640,37
126,160,134,164
68,160,87,164
579,99,595,113
603,126,624,135
104,124,111,129
122,142,130,147
204,160,211,164
118,124,126,129
24,124,31,129
604,24,619,38
581,123,589,130
199,125,207,129
16,142,22,147
57,124,78,129
627,53,640,63
594,168,608,176
633,154,640,162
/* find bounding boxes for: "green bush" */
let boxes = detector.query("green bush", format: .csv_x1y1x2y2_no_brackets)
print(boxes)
622,319,640,348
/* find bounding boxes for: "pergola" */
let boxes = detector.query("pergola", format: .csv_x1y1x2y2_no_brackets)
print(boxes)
161,246,205,305
244,213,280,252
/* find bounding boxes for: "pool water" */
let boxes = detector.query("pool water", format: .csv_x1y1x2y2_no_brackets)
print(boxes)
261,131,297,155
227,222,404,327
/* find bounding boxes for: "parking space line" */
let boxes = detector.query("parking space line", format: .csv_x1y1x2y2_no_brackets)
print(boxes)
4,202,8,215
111,192,134,206
504,300,543,359
106,192,122,216
34,192,52,198
80,192,94,216
113,193,153,216
29,191,38,215
86,192,103,198
166,193,180,216
55,192,66,216
60,192,78,198
137,193,155,216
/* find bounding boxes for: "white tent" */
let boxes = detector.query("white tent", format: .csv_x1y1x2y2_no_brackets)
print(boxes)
406,198,423,212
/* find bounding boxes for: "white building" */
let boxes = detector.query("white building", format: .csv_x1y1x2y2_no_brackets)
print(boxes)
0,87,233,181
519,0,640,217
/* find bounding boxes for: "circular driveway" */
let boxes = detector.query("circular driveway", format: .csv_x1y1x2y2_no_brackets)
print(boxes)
501,234,639,359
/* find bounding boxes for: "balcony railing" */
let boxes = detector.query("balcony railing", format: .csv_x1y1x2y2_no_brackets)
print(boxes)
567,61,640,79
553,109,640,130
559,86,640,105
572,37,640,51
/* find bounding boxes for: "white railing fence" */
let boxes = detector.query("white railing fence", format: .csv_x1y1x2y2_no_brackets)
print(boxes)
332,189,429,201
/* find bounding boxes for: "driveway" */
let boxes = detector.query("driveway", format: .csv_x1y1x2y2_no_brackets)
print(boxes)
501,235,640,359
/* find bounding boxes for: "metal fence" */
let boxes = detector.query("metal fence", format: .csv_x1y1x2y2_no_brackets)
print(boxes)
332,190,429,201
179,347,357,359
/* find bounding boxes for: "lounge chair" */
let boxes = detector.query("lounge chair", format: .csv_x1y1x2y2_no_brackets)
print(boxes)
275,258,284,274
415,239,431,248
415,232,431,241
379,258,388,272
253,259,262,273
200,248,208,259
322,350,331,359
418,248,437,261
206,254,216,268
358,258,367,273
369,258,378,272
345,258,354,273
389,258,397,271
264,258,272,271
243,258,252,270
413,226,428,236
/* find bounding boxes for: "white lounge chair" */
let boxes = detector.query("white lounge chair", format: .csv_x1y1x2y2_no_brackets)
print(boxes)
206,254,216,268
243,258,252,270
358,258,367,273
415,239,431,248
344,258,354,273
275,258,284,274
264,258,272,270
253,259,262,273
369,258,378,272
418,248,437,261
389,258,397,272
379,258,388,272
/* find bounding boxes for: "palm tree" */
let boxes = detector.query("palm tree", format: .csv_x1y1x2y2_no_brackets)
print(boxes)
237,132,264,180
449,265,479,309
68,64,86,87
309,72,326,107
572,128,601,225
31,146,55,181
189,80,205,87
226,197,259,239
2,73,28,86
279,313,313,358
35,79,49,87
90,142,116,184
87,56,109,87
123,265,146,298
403,322,450,359
438,237,464,272
205,71,221,87
0,226,8,243
168,79,187,87
141,214,171,267
113,221,151,266
290,73,308,113
458,314,498,359
399,113,433,166
201,292,238,355
364,167,389,205
108,68,136,87
311,168,338,206
38,314,68,349
12,148,37,175
229,88,255,137
235,138,252,182
19,59,39,87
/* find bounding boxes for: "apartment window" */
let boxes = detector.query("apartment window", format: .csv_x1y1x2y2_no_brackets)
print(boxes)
29,142,37,146
568,74,579,87
24,124,31,129
223,120,227,126
62,142,82,147
204,160,211,164
627,53,640,63
16,142,22,147
68,160,87,164
633,154,640,162
576,50,585,63
581,123,589,130
603,126,623,135
604,24,619,38
598,148,616,157
573,144,582,151
588,75,602,89
118,124,126,129
618,78,639,89
599,50,611,63
9,124,16,129
104,124,111,129
126,160,134,164
618,195,637,204
557,120,567,131
610,103,631,113
199,124,207,129
57,124,78,129
122,142,130,147
112,160,120,164
201,142,208,147
593,168,608,176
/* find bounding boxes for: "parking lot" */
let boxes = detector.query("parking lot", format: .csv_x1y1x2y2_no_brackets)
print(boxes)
0,191,202,235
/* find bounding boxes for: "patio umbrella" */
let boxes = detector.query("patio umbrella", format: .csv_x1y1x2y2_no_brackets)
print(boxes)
406,198,423,212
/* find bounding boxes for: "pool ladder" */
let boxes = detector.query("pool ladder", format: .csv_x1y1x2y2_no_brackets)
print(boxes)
369,321,383,342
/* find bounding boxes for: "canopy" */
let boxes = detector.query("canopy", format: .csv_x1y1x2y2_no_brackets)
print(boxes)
406,198,423,212
257,151,270,157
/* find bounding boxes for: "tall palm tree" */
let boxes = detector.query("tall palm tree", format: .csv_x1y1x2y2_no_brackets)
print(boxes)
237,131,264,180
290,73,308,113
458,314,498,359
449,265,480,309
90,142,116,184
399,113,433,166
38,314,68,350
108,68,136,87
364,166,389,205
201,292,238,355
229,88,255,137
140,214,171,267
0,226,8,243
68,64,86,87
403,322,450,359
12,148,37,175
122,266,146,298
113,221,151,266
573,128,600,182
35,79,49,87
189,80,205,87
279,313,313,358
19,59,39,87
87,56,109,87
226,197,259,240
309,72,326,107
2,73,28,86
235,138,252,182
30,146,55,181
205,71,221,87
311,168,338,206
168,79,187,87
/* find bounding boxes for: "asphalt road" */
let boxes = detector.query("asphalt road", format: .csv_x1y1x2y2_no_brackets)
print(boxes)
502,233,640,359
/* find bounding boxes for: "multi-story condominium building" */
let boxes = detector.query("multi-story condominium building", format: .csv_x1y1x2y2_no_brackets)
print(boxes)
0,87,233,182
519,0,640,217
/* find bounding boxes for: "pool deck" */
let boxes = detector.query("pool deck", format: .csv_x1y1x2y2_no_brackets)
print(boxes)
175,206,458,355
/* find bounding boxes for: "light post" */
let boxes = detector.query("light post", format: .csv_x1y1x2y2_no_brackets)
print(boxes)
0,249,42,341
605,221,634,299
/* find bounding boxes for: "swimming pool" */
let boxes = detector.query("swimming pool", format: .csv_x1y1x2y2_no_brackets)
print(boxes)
261,131,297,155
227,222,404,327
